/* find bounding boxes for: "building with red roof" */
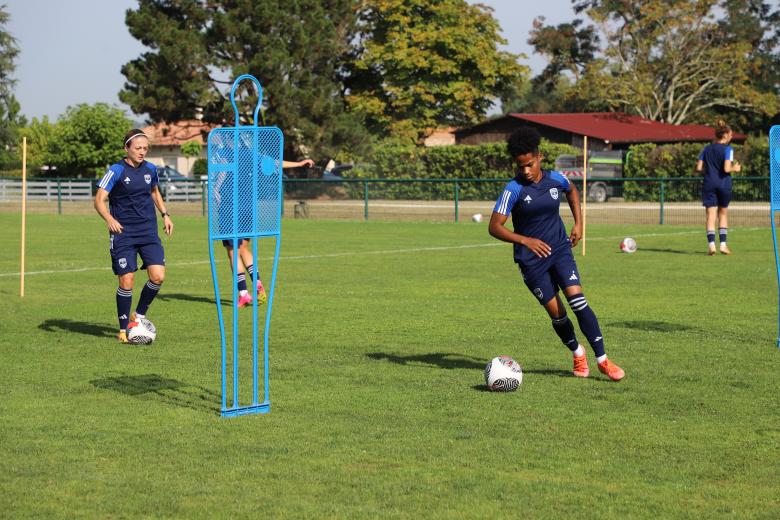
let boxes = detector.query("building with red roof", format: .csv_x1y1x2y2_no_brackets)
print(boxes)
455,112,746,150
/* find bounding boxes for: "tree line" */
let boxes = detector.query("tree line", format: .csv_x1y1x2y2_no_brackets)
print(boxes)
0,0,778,177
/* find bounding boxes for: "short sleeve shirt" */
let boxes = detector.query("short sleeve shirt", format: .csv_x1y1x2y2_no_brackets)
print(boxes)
97,160,159,236
698,143,734,187
493,170,571,269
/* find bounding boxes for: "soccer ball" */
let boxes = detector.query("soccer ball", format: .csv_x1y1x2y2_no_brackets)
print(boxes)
484,355,523,392
620,237,637,253
472,213,483,223
127,318,156,345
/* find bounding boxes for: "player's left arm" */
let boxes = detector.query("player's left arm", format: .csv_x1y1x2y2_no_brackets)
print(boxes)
565,182,583,247
150,185,173,236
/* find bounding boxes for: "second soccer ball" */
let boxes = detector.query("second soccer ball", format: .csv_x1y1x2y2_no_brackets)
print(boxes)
620,237,637,253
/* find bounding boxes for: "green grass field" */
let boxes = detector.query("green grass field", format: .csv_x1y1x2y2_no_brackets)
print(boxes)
1,213,779,518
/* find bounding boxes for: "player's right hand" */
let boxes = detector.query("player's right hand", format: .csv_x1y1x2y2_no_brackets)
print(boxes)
522,237,552,258
107,218,123,233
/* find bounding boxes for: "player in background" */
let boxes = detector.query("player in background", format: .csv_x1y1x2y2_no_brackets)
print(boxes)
221,158,314,308
696,120,741,255
94,129,174,343
488,127,624,381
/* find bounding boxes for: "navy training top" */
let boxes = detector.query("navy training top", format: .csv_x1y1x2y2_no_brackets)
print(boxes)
97,160,159,236
493,170,572,269
698,143,734,188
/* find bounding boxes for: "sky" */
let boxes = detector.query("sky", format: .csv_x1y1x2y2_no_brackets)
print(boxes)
6,0,577,123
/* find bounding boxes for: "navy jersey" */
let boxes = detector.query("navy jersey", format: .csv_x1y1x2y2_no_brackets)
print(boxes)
97,160,159,236
493,170,572,268
698,143,734,187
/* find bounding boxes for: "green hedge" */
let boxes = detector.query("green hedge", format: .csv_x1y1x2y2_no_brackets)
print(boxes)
623,137,770,202
345,141,577,200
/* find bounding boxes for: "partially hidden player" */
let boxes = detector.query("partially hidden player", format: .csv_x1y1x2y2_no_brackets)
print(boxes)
696,119,740,255
488,127,624,381
217,158,314,308
94,129,173,343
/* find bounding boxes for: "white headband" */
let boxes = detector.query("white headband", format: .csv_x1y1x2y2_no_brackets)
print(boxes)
125,132,148,146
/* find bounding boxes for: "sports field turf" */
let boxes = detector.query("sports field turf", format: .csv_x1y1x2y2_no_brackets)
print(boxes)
1,213,778,518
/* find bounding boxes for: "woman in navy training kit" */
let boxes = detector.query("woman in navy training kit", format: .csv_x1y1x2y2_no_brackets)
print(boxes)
696,120,741,255
488,127,624,381
94,128,174,343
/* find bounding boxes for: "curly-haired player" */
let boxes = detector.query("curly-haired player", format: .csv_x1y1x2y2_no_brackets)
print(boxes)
488,127,625,381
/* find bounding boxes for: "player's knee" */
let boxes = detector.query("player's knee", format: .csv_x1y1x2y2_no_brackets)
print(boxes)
149,272,165,285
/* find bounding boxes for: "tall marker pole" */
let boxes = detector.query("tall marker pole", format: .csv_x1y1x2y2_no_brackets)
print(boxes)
20,137,26,297
769,126,780,347
582,135,588,256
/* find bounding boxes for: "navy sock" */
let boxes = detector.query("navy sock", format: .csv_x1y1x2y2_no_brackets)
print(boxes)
246,264,256,287
551,315,579,352
136,280,161,316
116,287,132,330
566,293,605,357
707,230,716,246
237,272,247,292
719,227,727,245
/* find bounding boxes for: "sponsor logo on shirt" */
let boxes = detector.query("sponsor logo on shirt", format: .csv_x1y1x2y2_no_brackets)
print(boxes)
550,188,559,200
524,195,532,204
123,176,131,184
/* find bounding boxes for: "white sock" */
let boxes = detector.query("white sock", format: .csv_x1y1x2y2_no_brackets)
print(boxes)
573,345,585,357
597,354,607,363
239,290,248,296
135,313,145,320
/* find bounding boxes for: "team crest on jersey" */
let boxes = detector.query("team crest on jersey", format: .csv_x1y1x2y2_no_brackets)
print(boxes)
524,195,533,204
119,258,127,269
144,174,151,184
550,188,559,200
123,176,131,184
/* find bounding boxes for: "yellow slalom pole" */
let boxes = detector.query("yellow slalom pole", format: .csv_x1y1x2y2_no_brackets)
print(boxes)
20,137,27,297
582,135,587,257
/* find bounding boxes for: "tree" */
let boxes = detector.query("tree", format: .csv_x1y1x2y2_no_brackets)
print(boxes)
18,116,55,175
528,17,599,87
119,0,367,159
180,140,202,175
344,0,527,143
531,0,779,127
0,5,24,170
47,104,132,177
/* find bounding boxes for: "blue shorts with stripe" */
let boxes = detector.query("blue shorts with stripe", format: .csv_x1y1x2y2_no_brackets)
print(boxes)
518,246,581,305
110,232,165,275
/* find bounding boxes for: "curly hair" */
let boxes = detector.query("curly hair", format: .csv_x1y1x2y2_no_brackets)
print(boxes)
506,127,541,157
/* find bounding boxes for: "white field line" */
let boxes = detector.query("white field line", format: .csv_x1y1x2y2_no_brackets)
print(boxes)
0,228,766,278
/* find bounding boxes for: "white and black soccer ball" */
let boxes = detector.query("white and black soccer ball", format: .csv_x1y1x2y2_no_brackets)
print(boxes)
127,318,156,345
484,355,523,392
471,213,483,223
620,237,637,253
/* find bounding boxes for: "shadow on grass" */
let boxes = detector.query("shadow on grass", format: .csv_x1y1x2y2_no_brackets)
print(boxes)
367,352,484,370
156,292,218,306
38,319,115,338
609,320,695,332
90,373,220,414
631,247,700,255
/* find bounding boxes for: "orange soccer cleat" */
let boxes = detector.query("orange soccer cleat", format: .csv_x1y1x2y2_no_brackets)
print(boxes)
598,358,625,381
572,350,589,378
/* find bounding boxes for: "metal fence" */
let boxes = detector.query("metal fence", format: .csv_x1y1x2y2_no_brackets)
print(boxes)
0,176,771,226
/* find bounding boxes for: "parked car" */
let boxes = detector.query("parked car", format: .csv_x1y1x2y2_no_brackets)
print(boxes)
554,151,624,203
155,165,189,198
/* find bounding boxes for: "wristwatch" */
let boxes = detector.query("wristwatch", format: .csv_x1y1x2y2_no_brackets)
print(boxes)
160,211,170,218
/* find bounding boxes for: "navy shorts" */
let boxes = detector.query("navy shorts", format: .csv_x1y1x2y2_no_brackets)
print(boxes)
702,177,732,208
519,247,581,305
222,238,250,248
110,233,165,275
